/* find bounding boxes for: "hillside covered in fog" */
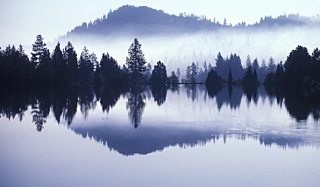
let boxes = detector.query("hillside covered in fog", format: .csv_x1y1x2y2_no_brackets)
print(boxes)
63,5,320,38
51,5,320,75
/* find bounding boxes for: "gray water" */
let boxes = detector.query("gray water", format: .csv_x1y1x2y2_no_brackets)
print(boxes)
0,85,319,187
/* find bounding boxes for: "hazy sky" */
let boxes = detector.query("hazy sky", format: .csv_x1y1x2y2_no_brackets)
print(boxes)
1,0,319,47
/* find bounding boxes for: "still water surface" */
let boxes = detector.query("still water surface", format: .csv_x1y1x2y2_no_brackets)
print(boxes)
0,85,319,187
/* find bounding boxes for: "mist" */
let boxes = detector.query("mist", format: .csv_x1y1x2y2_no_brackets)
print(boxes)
46,25,319,74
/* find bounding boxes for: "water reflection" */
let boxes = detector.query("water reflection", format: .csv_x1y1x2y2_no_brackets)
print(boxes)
216,86,242,110
126,85,147,128
0,84,320,155
72,125,316,156
150,84,167,106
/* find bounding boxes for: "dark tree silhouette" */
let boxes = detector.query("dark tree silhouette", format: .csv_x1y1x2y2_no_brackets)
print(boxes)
242,66,259,87
284,45,311,86
52,42,67,83
206,69,223,85
190,62,198,84
268,57,277,73
64,42,78,83
97,53,122,84
168,71,179,84
79,47,94,82
150,61,167,85
126,38,147,83
215,52,243,81
38,49,54,83
31,35,46,69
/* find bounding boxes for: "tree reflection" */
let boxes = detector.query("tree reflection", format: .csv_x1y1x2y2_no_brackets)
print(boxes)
63,86,78,125
265,85,320,121
2,83,320,131
95,84,127,113
151,85,167,106
215,86,242,110
242,85,258,104
126,85,146,128
78,85,95,119
206,84,223,99
31,110,46,131
185,84,198,101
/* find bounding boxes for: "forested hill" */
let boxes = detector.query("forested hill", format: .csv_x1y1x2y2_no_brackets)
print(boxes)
63,5,320,38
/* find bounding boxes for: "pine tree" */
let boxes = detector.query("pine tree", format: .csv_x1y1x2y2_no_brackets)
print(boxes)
52,42,67,83
79,46,93,82
31,35,47,68
190,62,198,83
150,61,167,85
64,42,78,82
268,57,277,72
126,38,147,83
245,55,252,69
100,52,121,83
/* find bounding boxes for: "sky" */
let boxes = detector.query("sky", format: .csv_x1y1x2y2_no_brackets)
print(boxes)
1,0,319,48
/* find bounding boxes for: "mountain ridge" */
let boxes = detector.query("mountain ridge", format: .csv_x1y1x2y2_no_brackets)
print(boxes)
62,5,320,39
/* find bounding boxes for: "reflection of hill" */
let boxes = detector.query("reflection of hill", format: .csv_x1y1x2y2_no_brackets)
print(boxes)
72,125,215,156
70,124,320,156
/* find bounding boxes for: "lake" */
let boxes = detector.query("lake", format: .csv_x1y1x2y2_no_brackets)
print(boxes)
0,84,319,187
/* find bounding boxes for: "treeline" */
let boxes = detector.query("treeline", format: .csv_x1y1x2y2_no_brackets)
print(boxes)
264,46,320,91
66,5,320,38
1,35,320,91
0,35,175,85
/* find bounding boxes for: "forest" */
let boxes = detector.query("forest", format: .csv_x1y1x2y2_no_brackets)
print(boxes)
1,34,320,93
1,34,320,130
65,5,320,38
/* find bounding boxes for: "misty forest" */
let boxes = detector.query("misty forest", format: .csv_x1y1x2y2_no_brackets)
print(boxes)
2,4,320,187
1,34,320,88
1,5,320,129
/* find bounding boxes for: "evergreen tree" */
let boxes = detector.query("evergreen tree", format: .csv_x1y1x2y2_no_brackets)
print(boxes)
126,38,147,83
245,55,252,69
252,58,259,72
99,52,121,84
242,66,259,87
150,61,167,85
52,42,67,83
39,49,54,83
190,62,198,83
275,61,285,84
94,64,103,84
284,45,311,86
228,53,243,80
64,42,78,82
215,52,225,77
310,48,320,85
208,63,213,71
168,71,179,84
31,35,47,69
259,59,268,82
267,57,277,72
186,65,191,83
206,69,222,85
79,46,93,82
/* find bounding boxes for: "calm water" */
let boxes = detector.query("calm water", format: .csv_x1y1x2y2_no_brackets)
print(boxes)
0,85,320,187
